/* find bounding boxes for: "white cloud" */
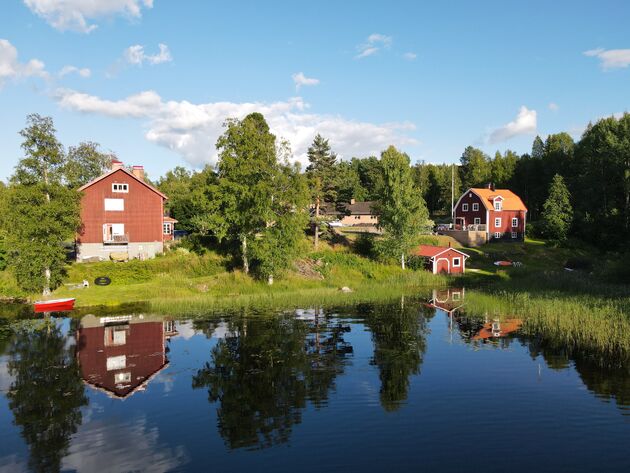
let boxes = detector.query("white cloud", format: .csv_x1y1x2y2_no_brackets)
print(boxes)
124,43,172,66
23,0,154,33
548,102,559,112
356,33,392,59
0,38,48,87
403,52,417,61
54,88,417,167
584,48,630,70
59,65,91,78
488,106,537,144
292,72,319,90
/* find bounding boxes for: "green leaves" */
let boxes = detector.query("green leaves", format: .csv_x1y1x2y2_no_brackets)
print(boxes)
542,174,573,241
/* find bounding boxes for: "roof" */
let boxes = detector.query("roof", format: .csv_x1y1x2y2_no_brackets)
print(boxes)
468,188,527,211
163,216,178,223
78,167,168,200
321,200,376,215
413,245,469,259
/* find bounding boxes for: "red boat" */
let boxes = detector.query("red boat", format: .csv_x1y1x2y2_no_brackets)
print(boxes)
33,298,76,313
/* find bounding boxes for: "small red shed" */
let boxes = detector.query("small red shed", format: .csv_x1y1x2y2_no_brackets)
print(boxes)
414,245,469,274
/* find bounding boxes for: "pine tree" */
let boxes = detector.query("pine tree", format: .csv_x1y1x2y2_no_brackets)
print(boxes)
541,174,573,241
374,146,432,269
306,134,337,249
531,135,545,160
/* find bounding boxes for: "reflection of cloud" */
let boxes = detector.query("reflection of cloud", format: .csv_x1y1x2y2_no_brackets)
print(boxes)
174,321,197,340
62,416,188,472
0,454,28,473
0,359,13,392
211,322,232,339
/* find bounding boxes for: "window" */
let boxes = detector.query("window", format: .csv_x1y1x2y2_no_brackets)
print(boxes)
163,223,172,235
112,183,129,193
104,326,127,346
468,193,472,197
106,355,126,371
452,257,461,267
104,198,124,211
512,217,518,227
462,203,469,211
494,200,502,211
511,232,517,239
452,292,461,301
474,218,481,225
494,217,501,228
472,203,479,211
114,372,131,384
494,232,501,239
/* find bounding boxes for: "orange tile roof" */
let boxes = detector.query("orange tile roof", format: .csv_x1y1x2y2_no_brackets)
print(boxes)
470,188,527,211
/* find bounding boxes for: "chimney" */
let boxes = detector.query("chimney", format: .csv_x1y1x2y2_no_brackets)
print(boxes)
448,241,451,248
111,159,124,171
486,182,492,189
350,198,356,205
132,165,145,181
491,182,496,191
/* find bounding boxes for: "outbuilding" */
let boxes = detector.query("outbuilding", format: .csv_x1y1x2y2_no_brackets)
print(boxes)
414,244,469,274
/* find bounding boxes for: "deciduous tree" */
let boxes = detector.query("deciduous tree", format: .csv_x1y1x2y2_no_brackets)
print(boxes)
541,174,573,241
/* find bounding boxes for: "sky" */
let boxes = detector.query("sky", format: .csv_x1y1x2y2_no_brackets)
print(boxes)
1,0,629,181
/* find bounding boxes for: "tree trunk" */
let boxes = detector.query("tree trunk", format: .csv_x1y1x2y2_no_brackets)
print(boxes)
401,253,406,270
43,267,51,296
314,196,320,249
268,274,274,285
242,236,249,274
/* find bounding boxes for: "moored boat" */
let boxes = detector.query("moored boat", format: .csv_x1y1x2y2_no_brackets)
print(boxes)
33,298,76,313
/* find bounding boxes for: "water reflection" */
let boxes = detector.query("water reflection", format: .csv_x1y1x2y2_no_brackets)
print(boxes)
192,311,353,450
6,320,87,473
76,314,176,399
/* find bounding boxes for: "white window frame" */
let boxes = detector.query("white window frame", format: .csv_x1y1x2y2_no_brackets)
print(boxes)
112,183,129,193
511,232,517,239
163,222,172,235
494,232,501,239
474,217,481,225
452,292,461,301
472,203,479,211
494,200,502,211
104,198,124,211
494,217,501,228
462,203,469,211
114,372,131,384
106,355,126,371
452,257,461,267
512,217,518,227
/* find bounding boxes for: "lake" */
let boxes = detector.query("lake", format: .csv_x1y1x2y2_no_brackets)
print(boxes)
1,288,629,473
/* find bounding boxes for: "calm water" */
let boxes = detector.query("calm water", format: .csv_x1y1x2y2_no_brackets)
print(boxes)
1,290,630,473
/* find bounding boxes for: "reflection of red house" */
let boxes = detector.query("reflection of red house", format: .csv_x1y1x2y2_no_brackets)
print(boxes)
472,319,522,340
77,315,177,398
413,245,469,274
427,287,465,314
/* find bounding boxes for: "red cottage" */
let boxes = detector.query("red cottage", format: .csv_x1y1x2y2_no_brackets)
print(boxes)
77,160,175,261
414,245,469,274
453,185,528,242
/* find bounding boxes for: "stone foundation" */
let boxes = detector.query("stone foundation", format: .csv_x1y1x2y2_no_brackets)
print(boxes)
77,242,164,262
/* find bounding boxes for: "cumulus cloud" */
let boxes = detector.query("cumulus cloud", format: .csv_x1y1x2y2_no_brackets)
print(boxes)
292,72,319,90
403,52,417,61
356,33,392,59
0,38,48,87
59,65,91,78
584,48,630,70
124,43,172,66
488,106,537,144
548,102,559,112
23,0,154,33
54,88,417,167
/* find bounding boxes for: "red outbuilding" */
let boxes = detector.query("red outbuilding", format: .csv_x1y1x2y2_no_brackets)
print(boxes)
414,244,469,274
453,184,528,242
77,160,175,261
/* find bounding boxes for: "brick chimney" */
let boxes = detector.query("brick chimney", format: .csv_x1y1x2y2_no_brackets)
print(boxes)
132,165,145,181
111,159,124,171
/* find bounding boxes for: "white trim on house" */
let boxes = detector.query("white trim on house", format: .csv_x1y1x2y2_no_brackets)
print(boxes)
452,257,461,267
472,203,479,211
433,258,450,274
494,217,501,228
474,217,481,225
512,217,518,227
112,183,129,193
462,203,469,211
511,231,517,239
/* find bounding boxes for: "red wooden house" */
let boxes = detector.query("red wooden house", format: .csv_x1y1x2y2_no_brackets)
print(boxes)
414,244,469,274
77,160,175,261
453,184,528,242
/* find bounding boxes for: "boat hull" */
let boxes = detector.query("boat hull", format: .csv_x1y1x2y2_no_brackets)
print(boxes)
34,298,76,313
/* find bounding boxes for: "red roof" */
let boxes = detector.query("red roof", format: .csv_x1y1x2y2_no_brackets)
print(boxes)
78,167,168,200
163,216,178,223
413,245,469,258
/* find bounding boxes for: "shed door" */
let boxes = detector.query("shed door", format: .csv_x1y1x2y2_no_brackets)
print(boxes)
435,258,450,274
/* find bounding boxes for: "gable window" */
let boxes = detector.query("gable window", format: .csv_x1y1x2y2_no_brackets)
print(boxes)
511,232,517,239
452,292,461,301
104,198,124,211
112,183,129,193
474,218,481,225
163,223,172,235
452,257,461,267
472,203,479,211
114,372,131,384
512,217,518,227
494,217,501,228
494,200,502,211
106,355,126,371
462,203,469,211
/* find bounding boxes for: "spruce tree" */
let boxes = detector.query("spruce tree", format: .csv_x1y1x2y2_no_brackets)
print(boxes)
306,134,337,249
541,174,573,241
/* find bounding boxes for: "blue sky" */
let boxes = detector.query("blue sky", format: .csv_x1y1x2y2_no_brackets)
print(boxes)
1,0,629,181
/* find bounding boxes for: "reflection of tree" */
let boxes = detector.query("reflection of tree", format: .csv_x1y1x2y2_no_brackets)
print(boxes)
192,313,352,450
525,337,570,371
364,300,431,412
7,321,88,473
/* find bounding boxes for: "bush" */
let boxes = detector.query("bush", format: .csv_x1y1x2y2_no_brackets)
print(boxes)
564,256,594,272
406,254,428,271
604,253,630,284
354,233,376,258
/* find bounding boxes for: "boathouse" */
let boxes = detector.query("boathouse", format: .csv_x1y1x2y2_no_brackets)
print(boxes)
414,244,469,274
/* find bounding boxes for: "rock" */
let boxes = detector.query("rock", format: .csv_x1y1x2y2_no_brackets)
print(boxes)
110,252,129,262
340,286,353,293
